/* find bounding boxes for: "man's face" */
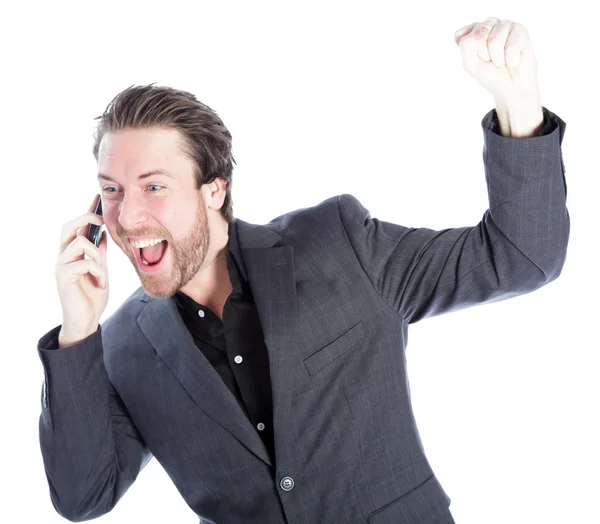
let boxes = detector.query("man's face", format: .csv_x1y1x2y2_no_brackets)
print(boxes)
97,127,210,299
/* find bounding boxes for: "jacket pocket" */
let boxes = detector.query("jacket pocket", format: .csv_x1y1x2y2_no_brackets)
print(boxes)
366,475,453,524
303,321,365,375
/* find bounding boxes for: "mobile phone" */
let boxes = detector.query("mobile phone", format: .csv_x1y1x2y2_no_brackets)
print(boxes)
87,198,103,248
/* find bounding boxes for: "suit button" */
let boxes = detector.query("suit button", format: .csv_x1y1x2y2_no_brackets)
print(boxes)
257,422,265,431
280,477,294,491
234,355,243,364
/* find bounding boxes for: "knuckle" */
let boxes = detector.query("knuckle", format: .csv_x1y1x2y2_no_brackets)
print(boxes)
77,234,90,246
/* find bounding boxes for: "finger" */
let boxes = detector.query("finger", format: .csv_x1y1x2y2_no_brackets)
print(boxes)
58,234,103,268
454,22,477,46
455,16,500,46
505,24,530,69
58,259,107,289
459,21,495,63
59,212,104,256
487,20,513,68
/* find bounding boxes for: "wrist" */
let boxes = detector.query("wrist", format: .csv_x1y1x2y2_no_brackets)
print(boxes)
494,96,544,138
58,325,98,348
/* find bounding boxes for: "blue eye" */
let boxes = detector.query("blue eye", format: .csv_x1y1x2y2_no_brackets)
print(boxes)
102,185,162,193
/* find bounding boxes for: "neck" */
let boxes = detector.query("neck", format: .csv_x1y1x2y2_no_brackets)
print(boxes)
179,219,233,321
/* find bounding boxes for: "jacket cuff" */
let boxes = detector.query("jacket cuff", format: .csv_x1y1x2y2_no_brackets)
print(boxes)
485,106,559,137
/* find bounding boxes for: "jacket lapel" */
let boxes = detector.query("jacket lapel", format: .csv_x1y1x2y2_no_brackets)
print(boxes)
236,220,301,449
136,219,298,468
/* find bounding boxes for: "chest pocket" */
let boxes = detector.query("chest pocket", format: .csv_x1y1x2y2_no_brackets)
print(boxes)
303,321,365,375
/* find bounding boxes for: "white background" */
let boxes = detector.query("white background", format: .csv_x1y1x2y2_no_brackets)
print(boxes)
2,1,598,523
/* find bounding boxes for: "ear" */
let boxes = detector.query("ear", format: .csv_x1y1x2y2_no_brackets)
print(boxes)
203,177,228,211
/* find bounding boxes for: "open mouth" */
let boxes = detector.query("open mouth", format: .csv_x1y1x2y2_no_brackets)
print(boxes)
133,241,169,271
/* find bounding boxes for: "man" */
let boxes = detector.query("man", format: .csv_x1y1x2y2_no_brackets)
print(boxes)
38,17,568,524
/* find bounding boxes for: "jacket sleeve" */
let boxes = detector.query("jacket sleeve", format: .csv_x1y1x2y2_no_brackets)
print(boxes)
337,106,569,324
38,324,153,522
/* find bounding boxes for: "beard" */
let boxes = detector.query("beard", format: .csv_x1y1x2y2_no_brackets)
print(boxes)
118,194,210,300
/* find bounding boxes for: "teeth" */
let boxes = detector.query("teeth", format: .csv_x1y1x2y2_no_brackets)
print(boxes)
131,238,165,248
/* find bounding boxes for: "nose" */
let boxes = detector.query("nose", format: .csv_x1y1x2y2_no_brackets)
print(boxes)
117,192,150,233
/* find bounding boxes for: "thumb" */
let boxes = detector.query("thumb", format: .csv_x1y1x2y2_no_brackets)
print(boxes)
454,23,477,46
459,25,491,70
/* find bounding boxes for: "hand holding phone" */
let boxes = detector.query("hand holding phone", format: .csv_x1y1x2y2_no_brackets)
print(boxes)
55,194,109,347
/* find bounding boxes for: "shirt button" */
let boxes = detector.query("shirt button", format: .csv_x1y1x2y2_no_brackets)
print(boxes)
257,422,265,431
197,309,205,318
280,477,294,491
234,355,243,364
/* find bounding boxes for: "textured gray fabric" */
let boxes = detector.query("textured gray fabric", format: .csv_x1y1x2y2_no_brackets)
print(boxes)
38,106,568,523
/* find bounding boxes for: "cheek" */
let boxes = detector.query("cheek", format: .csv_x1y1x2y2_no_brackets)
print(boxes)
101,212,119,239
164,207,199,239
100,209,128,248
101,201,118,224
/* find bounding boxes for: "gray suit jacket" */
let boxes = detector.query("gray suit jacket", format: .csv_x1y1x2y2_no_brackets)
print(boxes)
38,107,569,523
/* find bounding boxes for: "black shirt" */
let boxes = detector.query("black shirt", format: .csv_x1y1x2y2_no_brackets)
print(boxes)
172,219,275,461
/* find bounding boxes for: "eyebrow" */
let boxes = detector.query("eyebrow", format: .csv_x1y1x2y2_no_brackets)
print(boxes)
97,169,175,182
